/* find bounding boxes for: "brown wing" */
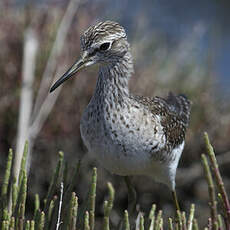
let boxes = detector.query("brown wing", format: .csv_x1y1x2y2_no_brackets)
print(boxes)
133,92,191,148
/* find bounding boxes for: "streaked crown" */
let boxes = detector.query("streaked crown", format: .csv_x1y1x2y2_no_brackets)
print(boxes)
80,21,127,50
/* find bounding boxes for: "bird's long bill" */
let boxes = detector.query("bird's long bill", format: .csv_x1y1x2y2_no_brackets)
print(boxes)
50,58,86,93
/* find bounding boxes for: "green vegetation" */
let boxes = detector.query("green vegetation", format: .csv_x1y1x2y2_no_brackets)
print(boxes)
0,133,229,230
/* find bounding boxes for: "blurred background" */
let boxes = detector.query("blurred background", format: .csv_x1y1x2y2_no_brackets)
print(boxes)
0,0,230,227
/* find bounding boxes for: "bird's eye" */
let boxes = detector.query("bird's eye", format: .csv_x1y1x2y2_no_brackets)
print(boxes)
99,42,110,51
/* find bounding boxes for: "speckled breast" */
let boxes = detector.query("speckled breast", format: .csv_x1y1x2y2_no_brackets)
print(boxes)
79,100,168,177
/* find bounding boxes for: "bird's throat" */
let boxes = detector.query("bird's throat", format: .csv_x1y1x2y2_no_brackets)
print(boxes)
94,51,134,103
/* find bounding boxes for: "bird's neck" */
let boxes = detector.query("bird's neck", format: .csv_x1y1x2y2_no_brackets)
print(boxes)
93,51,134,102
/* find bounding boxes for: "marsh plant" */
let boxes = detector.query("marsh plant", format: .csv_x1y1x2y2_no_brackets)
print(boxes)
0,133,230,230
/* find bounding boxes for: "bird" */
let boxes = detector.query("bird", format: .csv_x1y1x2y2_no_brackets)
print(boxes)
50,21,191,211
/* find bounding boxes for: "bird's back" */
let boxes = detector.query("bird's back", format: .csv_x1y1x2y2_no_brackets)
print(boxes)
132,92,191,150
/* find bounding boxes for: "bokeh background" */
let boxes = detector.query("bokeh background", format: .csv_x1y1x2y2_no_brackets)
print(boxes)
0,0,230,227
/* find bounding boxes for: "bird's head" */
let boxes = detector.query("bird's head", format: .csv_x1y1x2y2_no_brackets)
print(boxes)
50,21,129,92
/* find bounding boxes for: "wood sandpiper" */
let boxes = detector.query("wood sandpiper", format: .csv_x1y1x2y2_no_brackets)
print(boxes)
50,21,191,211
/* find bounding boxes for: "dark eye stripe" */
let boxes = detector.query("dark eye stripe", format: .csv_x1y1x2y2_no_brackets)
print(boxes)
88,42,110,56
89,48,99,56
